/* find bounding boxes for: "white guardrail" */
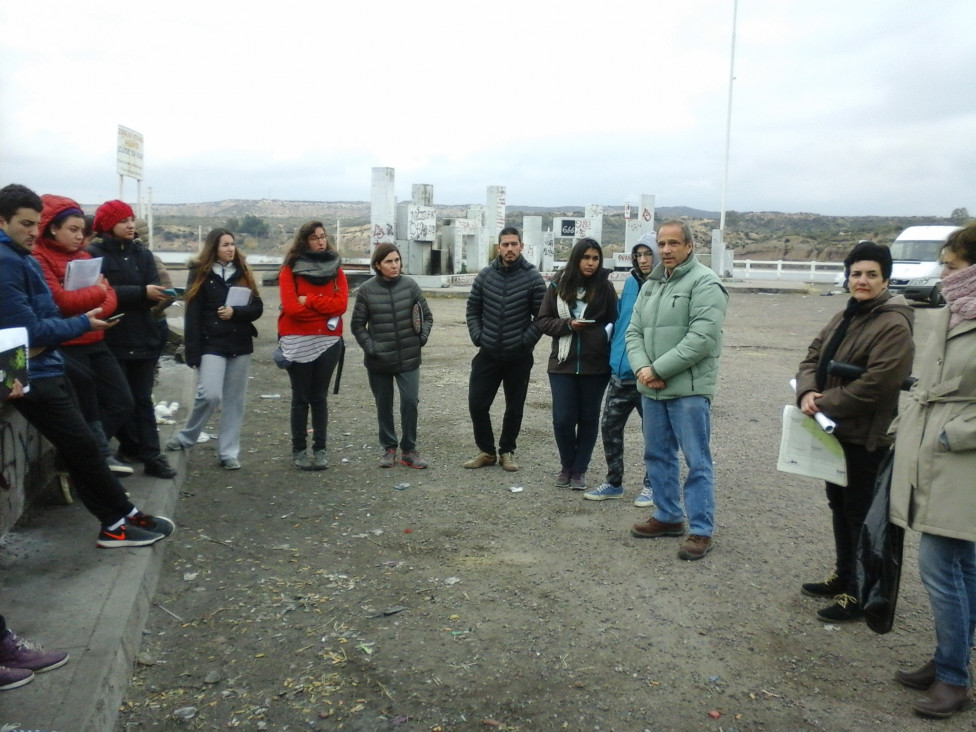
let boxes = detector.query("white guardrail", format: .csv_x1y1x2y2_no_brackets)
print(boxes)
731,260,844,284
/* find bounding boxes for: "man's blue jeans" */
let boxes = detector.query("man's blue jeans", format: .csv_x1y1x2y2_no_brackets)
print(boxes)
642,394,715,536
918,532,976,687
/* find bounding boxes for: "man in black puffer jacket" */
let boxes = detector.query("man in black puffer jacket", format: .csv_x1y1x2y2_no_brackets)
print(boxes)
463,227,546,472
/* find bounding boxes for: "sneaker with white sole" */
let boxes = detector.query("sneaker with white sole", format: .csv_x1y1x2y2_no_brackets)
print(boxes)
0,630,69,674
127,512,175,537
0,665,33,690
634,484,654,508
583,482,624,501
165,436,186,451
96,522,165,548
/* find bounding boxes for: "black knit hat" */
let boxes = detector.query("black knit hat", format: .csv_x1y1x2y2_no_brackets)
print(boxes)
844,241,892,280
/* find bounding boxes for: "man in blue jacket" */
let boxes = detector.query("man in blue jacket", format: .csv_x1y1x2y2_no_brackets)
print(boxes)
0,183,173,548
584,234,657,504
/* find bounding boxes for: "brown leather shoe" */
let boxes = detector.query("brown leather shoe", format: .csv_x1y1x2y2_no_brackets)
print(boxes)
912,679,972,719
631,517,684,538
498,452,519,472
895,660,936,690
463,451,497,469
678,534,713,560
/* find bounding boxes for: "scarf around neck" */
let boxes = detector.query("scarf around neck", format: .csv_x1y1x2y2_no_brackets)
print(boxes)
292,249,340,284
942,263,976,329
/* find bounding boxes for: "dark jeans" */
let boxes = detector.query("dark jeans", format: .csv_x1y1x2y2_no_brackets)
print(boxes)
115,358,162,462
367,369,420,453
549,372,610,475
61,342,134,441
468,350,533,455
287,343,341,452
12,376,134,527
826,441,884,594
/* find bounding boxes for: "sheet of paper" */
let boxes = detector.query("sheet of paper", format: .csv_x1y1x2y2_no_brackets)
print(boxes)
225,286,252,307
63,258,102,291
777,405,848,486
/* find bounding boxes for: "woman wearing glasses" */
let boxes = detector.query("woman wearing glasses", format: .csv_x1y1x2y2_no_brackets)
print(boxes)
277,221,348,470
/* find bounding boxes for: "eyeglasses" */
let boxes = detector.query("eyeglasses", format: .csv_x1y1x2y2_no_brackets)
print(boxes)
308,233,328,243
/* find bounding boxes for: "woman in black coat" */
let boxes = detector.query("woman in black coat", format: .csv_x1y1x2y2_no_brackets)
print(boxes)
165,228,263,470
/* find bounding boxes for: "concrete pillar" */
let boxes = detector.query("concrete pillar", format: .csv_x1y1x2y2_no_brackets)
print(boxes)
522,216,543,268
468,205,488,268
486,186,506,250
541,227,555,273
584,204,604,244
370,167,396,248
625,194,656,250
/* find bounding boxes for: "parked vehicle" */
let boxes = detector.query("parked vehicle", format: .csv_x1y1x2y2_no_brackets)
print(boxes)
887,225,960,306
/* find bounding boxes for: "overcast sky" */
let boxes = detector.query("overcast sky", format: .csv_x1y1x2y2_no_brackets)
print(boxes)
1,0,973,217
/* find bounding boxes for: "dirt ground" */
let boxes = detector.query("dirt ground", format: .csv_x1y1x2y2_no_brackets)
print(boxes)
115,288,958,732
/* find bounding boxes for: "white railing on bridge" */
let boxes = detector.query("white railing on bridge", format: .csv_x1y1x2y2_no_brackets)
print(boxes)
732,259,844,284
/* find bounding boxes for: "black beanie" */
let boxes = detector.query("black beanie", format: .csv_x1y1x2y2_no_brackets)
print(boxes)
844,241,892,280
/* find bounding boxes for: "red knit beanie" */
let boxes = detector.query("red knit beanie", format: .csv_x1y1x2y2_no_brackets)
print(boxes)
93,200,135,233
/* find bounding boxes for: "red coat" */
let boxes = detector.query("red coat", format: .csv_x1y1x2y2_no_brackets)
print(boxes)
34,195,118,347
277,264,348,337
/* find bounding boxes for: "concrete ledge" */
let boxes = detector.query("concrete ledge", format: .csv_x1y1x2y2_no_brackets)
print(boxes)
0,362,195,732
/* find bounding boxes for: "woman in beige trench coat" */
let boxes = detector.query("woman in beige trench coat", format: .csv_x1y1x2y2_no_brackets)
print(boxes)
890,223,976,719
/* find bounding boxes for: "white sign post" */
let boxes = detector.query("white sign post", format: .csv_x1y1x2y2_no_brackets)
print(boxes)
116,125,144,216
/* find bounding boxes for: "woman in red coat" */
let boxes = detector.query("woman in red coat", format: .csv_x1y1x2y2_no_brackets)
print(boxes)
32,194,134,475
277,221,348,470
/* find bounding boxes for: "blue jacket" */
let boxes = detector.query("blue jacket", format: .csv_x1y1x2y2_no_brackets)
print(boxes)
0,232,89,380
608,269,644,382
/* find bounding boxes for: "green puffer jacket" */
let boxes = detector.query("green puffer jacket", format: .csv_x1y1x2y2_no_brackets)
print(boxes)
351,274,433,374
625,253,729,400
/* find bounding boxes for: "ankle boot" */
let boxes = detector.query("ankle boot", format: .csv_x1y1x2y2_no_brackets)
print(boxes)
912,679,972,719
895,659,936,690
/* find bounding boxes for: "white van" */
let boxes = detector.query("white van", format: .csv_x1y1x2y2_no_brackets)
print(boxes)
888,225,960,306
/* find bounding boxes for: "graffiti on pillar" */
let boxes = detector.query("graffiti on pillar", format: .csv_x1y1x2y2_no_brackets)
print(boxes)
407,207,436,242
554,218,594,239
371,223,395,246
641,207,653,222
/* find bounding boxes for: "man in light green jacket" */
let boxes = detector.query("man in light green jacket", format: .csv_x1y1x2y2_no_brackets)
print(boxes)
625,219,728,560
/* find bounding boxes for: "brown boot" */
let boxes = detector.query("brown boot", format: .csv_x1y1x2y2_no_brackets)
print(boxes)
463,451,496,469
895,660,936,690
912,680,972,719
631,517,684,538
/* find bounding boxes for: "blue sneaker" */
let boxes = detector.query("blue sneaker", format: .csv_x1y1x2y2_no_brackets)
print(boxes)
634,484,654,508
583,482,624,501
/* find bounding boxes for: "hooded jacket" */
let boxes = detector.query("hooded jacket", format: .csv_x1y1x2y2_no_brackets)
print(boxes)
536,266,618,376
625,252,729,401
351,274,433,374
608,238,657,382
0,231,89,380
32,194,118,347
795,289,915,451
87,234,162,359
183,264,264,368
889,307,976,540
465,255,546,361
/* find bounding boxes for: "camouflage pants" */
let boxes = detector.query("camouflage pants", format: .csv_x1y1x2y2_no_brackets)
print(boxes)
600,379,648,488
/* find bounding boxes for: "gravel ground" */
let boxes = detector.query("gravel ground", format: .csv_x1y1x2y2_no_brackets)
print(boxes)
115,289,957,732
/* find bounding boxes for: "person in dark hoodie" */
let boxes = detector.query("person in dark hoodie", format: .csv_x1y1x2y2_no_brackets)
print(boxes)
0,183,173,548
463,227,546,472
88,200,177,479
536,238,618,491
165,228,263,470
795,241,915,622
584,233,658,504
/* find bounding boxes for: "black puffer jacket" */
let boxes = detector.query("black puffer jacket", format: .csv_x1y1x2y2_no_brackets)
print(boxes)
183,265,264,368
87,235,160,359
465,256,546,360
351,275,433,374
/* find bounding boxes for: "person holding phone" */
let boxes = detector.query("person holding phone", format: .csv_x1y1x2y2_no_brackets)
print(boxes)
31,194,134,475
166,229,263,470
536,238,618,490
88,200,177,478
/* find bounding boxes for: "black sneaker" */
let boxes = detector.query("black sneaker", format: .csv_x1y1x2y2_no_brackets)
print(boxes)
816,593,863,622
128,512,175,537
144,455,177,479
96,523,165,548
801,573,845,598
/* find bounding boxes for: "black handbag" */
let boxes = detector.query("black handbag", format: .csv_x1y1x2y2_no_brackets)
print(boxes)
855,449,905,634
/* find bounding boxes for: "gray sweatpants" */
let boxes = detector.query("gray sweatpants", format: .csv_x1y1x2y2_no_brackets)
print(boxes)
175,353,251,461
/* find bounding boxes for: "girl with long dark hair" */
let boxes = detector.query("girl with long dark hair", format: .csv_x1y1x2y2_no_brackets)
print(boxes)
166,229,263,469
536,238,618,490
